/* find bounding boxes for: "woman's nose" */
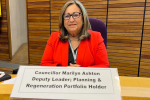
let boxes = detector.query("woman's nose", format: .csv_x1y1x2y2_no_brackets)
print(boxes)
69,16,74,22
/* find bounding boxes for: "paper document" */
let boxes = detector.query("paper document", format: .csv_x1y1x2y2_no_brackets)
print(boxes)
1,77,16,84
0,71,5,78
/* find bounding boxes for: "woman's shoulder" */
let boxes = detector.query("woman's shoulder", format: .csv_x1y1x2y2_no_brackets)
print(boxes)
88,30,101,34
49,31,61,39
88,30,103,40
51,31,61,36
47,31,60,43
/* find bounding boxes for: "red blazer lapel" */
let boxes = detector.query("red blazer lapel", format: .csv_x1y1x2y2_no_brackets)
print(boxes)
61,40,69,67
76,40,88,66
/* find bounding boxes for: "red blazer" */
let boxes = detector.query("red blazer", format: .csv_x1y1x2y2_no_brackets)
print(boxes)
40,30,110,68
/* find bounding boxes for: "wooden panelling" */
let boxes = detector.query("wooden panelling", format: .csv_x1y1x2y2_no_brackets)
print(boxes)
51,0,107,33
26,0,150,77
0,0,10,61
139,0,150,77
27,0,50,65
107,0,145,76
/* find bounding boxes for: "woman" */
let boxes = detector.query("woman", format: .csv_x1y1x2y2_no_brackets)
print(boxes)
40,0,109,68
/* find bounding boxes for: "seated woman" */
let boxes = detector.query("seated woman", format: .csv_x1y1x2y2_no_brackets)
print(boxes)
40,0,110,68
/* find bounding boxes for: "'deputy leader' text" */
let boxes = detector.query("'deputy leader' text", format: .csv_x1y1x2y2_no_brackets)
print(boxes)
26,70,105,90
32,77,97,83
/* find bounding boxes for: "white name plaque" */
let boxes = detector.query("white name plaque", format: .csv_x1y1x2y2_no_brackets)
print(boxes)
10,66,122,100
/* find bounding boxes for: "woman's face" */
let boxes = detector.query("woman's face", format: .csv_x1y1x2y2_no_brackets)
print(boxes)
64,4,83,37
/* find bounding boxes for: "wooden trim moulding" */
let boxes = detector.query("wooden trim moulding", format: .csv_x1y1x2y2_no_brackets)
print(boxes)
26,0,30,64
6,0,12,60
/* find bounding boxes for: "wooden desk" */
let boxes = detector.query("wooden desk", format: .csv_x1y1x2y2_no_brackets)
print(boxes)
0,75,150,100
120,76,150,100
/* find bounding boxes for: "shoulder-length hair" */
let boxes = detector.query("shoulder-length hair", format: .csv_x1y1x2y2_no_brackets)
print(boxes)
59,0,91,42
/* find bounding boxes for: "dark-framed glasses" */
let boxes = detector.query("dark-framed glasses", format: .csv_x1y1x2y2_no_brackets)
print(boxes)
63,12,82,20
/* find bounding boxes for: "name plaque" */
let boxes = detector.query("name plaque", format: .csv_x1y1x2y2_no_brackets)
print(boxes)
10,66,122,100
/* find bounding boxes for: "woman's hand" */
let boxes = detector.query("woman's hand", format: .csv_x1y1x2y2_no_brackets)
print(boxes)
68,63,81,67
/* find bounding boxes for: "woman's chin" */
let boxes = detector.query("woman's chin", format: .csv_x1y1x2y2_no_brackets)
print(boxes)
68,28,77,32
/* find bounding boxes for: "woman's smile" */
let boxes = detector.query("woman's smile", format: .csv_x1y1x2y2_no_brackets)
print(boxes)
69,24,76,26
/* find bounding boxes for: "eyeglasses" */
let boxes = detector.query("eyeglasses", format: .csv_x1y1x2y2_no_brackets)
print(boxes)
63,12,82,20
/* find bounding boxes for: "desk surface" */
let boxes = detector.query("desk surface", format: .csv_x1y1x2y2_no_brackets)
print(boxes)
120,76,150,100
0,75,150,100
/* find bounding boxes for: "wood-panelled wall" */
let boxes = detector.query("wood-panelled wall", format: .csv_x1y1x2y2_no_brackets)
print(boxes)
140,0,150,77
26,0,150,77
107,0,145,76
0,0,11,61
27,0,51,64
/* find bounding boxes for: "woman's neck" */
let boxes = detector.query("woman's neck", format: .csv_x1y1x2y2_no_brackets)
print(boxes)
68,34,79,41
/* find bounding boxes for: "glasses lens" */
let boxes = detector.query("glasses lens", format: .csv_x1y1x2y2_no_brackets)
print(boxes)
64,12,81,20
73,13,80,19
64,14,70,20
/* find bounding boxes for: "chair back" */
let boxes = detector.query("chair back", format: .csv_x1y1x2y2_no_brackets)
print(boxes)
89,18,107,48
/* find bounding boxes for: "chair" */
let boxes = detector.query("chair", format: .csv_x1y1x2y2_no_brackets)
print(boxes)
89,18,107,48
